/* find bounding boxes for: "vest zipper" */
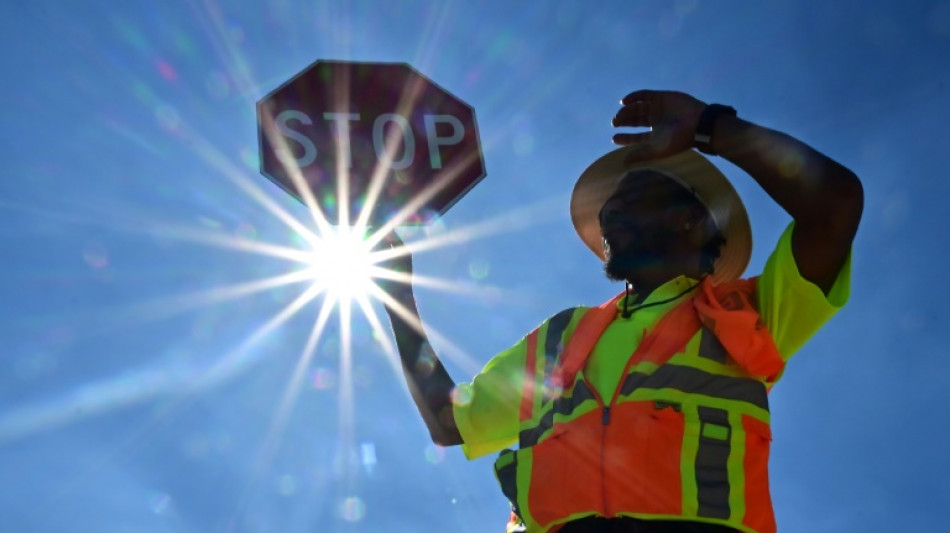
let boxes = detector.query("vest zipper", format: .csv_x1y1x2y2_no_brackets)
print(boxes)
601,405,610,517
581,373,611,518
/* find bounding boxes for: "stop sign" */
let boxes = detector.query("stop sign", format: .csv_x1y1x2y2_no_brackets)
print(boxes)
257,60,485,226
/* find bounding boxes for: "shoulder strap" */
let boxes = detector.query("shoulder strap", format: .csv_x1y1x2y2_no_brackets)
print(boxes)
551,294,622,388
553,289,703,388
626,298,701,367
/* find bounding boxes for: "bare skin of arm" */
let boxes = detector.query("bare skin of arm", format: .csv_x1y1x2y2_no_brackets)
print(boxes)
612,90,864,294
377,235,463,446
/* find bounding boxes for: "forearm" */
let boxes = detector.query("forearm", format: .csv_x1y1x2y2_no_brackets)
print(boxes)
385,292,463,446
712,116,861,226
711,114,864,292
712,115,863,229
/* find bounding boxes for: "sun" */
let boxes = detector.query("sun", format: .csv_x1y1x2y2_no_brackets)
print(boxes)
305,226,378,302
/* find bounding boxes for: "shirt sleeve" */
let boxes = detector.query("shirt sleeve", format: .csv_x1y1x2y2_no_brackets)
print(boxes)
452,335,530,460
757,221,852,362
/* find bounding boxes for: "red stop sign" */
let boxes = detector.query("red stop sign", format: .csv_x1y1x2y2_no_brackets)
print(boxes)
257,60,485,226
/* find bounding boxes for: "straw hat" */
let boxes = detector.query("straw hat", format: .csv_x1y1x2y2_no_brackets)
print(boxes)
569,147,752,283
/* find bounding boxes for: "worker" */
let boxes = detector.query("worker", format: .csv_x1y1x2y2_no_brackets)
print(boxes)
377,90,863,533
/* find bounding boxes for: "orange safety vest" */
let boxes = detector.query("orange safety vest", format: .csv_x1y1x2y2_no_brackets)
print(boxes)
494,277,785,533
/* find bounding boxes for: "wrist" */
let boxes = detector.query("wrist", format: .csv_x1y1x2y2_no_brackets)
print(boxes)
708,114,750,159
694,104,737,156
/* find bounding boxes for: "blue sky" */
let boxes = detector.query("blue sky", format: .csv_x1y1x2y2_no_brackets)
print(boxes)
1,1,948,532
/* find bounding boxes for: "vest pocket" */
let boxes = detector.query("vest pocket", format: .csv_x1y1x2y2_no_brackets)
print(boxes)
525,410,605,528
606,401,685,516
740,415,775,533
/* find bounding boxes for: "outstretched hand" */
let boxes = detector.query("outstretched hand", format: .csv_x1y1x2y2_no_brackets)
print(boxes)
612,90,707,164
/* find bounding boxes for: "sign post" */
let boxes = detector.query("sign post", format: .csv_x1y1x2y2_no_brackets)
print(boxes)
257,60,486,227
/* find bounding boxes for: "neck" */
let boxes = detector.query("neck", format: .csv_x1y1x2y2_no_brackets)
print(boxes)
625,270,703,304
625,274,680,303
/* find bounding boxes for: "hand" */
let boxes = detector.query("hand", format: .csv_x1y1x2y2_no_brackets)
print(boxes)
372,231,415,306
611,90,707,164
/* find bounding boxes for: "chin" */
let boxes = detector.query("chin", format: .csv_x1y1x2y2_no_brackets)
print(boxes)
603,263,627,282
603,254,639,282
604,251,664,283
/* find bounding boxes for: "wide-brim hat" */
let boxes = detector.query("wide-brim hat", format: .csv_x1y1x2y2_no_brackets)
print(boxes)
570,147,752,283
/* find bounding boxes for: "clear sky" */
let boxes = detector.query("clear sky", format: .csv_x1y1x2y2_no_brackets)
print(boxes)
1,1,948,532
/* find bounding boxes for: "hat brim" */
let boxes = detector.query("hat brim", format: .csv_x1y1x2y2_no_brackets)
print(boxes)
569,148,752,283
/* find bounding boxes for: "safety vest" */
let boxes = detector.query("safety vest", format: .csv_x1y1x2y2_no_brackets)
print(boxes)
494,277,785,533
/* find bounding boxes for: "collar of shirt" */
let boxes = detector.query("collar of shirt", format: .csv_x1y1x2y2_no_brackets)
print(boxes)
615,275,700,318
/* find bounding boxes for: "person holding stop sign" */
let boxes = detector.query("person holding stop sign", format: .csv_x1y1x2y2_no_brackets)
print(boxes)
378,90,862,533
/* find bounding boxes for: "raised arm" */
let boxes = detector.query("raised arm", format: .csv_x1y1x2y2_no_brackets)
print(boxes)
375,234,463,446
612,90,863,294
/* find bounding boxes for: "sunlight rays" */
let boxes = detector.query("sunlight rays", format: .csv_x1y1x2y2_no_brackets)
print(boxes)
351,76,427,231
119,267,319,323
365,283,483,377
367,265,504,298
10,7,575,521
195,279,328,387
335,296,358,498
0,279,326,444
176,118,325,247
258,103,336,236
0,3,611,530
366,194,562,260
149,222,317,263
229,291,338,523
264,295,337,458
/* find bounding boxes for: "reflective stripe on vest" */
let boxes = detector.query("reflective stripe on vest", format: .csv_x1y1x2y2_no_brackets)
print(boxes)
499,307,586,527
520,308,581,425
495,279,781,533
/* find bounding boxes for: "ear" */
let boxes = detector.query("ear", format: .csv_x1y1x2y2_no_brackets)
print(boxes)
690,204,717,233
676,204,703,234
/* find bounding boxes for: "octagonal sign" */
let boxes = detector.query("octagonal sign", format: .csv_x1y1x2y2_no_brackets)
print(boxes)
257,60,485,226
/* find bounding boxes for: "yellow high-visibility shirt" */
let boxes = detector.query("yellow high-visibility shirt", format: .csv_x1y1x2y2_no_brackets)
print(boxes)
453,221,852,459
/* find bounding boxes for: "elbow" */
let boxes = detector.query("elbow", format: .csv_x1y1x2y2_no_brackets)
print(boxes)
798,166,863,242
427,404,463,447
431,408,463,447
837,168,864,231
839,165,863,203
430,429,463,447
821,166,864,235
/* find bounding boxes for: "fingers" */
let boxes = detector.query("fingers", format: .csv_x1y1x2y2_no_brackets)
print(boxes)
614,132,655,165
613,89,697,163
371,231,400,254
614,90,661,127
612,131,652,146
612,131,657,165
372,231,413,272
612,102,651,128
620,89,656,106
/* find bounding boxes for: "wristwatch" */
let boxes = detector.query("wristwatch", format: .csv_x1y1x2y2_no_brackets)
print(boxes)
694,104,737,156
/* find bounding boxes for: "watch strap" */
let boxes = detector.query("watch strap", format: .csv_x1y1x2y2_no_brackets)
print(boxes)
694,104,737,155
